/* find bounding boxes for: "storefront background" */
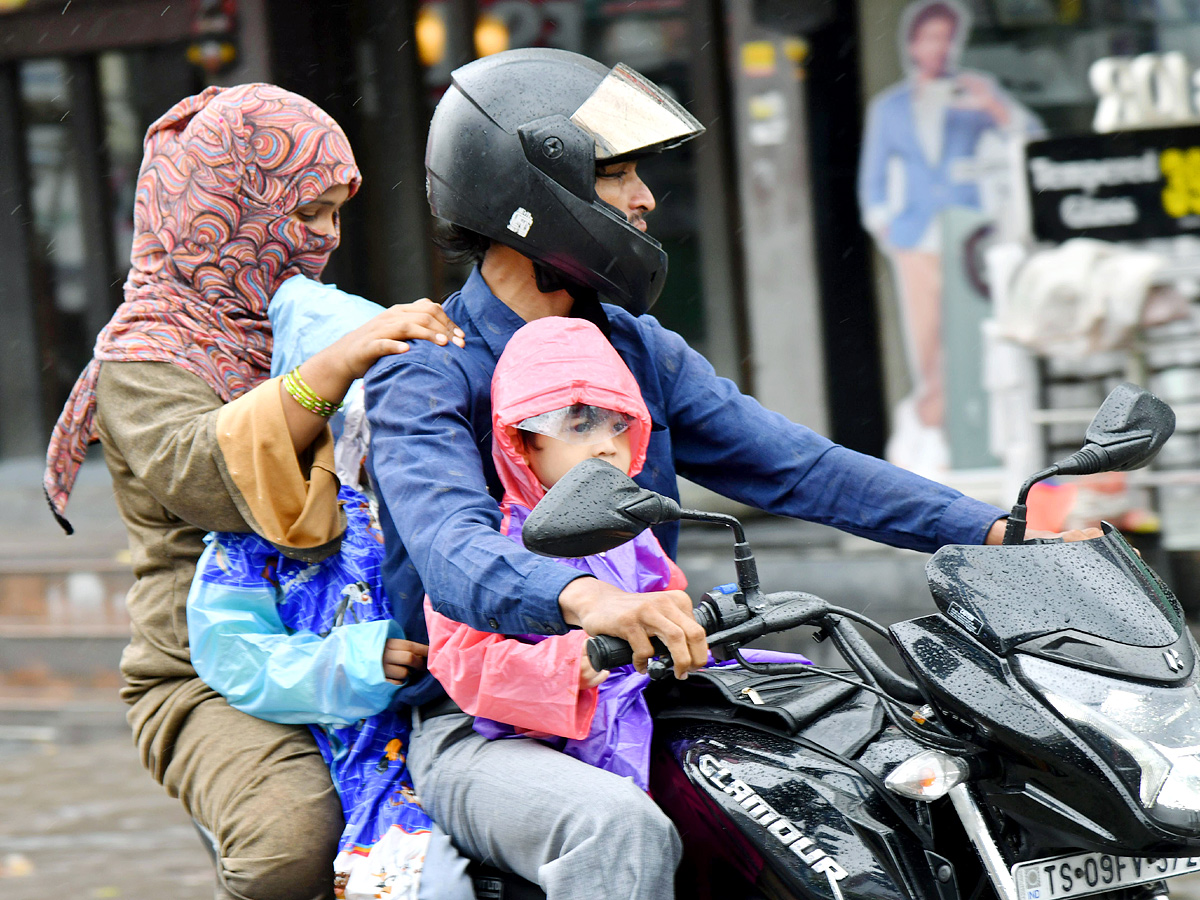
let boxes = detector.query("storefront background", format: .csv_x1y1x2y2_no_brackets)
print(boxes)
0,0,890,465
857,0,1200,469
12,0,1200,469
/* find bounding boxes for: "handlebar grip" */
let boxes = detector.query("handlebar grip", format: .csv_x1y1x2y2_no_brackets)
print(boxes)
587,635,668,671
585,605,719,672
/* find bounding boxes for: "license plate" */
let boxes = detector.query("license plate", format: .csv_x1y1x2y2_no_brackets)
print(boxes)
1012,852,1200,900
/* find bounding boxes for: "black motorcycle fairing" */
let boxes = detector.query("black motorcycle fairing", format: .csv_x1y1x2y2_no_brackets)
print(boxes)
802,688,887,759
655,721,946,900
890,617,1064,743
892,616,1200,855
1015,626,1195,684
926,528,1183,656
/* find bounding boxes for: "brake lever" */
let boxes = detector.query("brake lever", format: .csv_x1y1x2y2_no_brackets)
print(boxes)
705,593,829,651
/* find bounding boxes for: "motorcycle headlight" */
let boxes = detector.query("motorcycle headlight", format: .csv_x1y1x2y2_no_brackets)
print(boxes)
1019,654,1200,833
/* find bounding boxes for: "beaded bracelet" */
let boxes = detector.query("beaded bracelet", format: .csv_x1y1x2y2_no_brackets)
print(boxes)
282,367,342,418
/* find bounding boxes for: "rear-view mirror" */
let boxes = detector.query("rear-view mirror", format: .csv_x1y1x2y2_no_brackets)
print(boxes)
522,458,681,558
1057,382,1175,475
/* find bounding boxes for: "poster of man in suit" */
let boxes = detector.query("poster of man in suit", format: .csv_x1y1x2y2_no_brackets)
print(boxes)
859,0,1041,475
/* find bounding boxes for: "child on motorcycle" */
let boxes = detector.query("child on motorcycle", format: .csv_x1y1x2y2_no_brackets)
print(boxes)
185,276,474,900
424,316,804,789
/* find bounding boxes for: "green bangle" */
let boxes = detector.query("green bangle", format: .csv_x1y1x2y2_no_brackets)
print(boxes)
282,367,342,418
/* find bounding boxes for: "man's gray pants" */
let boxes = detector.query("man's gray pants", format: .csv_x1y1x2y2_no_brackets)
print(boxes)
408,709,682,900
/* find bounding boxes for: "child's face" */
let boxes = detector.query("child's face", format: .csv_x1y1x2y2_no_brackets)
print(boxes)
518,429,634,490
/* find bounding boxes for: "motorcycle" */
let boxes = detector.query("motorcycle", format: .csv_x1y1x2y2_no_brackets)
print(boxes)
489,381,1200,900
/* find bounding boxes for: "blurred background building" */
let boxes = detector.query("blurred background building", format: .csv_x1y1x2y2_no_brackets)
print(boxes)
0,0,881,465
1,0,1199,484
2,0,1200,508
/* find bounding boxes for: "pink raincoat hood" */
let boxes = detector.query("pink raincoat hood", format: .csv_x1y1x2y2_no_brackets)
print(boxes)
491,317,651,512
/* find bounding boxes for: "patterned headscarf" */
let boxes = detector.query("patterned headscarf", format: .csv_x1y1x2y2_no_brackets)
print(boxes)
43,83,360,532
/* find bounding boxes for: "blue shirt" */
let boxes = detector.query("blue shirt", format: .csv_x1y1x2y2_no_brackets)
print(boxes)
364,268,1005,705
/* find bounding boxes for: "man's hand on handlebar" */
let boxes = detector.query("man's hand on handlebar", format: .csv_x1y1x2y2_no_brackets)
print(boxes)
558,577,708,679
985,520,1103,545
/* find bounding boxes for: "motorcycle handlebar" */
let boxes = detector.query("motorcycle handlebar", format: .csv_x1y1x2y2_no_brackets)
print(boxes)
584,592,925,706
586,604,719,672
585,593,825,672
823,615,924,704
585,634,644,672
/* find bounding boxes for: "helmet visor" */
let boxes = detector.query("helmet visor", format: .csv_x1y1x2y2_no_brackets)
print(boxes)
518,403,633,445
570,63,705,162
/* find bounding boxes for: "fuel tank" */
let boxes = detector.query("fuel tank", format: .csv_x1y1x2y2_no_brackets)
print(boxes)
650,716,953,900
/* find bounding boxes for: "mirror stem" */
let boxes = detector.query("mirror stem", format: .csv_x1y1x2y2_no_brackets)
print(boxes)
678,508,746,543
732,540,762,604
1003,465,1059,545
1002,503,1028,546
679,509,761,603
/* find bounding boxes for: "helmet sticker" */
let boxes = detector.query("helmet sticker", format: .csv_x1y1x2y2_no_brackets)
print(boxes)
507,207,534,237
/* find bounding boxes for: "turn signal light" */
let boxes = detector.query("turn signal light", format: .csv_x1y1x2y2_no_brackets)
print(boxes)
885,750,969,800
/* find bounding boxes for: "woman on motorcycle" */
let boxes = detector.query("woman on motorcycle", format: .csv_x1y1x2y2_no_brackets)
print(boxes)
186,278,474,900
42,83,460,900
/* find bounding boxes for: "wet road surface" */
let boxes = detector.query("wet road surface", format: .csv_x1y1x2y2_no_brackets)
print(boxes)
4,732,1200,900
0,736,213,900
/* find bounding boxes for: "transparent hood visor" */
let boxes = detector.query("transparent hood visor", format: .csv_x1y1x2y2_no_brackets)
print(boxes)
570,63,705,161
517,404,633,445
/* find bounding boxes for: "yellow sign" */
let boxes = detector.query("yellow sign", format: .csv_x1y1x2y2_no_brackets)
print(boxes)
1160,147,1200,218
783,36,808,81
783,37,808,66
741,41,776,78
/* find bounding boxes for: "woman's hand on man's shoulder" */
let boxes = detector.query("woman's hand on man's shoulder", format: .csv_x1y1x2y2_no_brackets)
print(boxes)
332,298,466,382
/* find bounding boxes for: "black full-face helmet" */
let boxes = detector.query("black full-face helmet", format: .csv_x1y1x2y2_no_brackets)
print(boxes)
425,48,704,315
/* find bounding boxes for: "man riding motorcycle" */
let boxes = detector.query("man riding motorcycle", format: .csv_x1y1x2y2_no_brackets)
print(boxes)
363,47,1092,900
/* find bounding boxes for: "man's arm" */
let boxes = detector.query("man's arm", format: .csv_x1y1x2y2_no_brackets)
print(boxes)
366,354,583,635
646,320,1005,551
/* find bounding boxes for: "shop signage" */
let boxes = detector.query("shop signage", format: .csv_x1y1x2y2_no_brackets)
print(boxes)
1090,53,1200,132
1026,124,1200,242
